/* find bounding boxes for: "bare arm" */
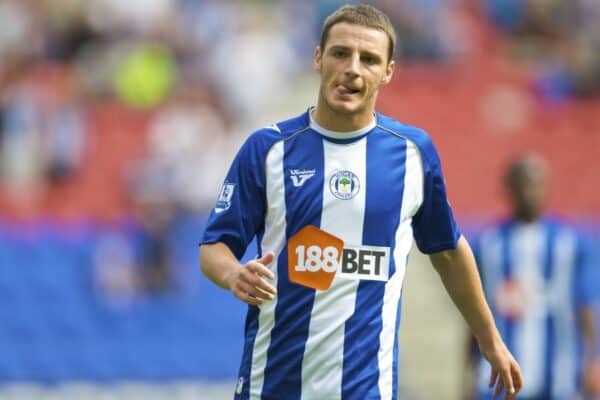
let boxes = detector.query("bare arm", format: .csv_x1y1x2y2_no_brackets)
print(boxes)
580,306,598,395
429,236,523,400
200,242,277,305
581,306,597,361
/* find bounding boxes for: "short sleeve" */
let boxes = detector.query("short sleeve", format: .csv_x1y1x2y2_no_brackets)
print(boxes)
411,138,461,254
574,232,599,308
200,132,274,259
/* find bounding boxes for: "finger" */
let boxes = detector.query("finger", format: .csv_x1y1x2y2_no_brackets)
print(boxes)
511,362,523,394
244,272,277,296
502,382,516,400
489,370,498,388
239,280,275,301
255,285,276,300
499,368,514,400
247,261,276,282
256,251,275,268
245,281,275,301
502,368,515,397
235,282,263,305
239,293,262,306
235,289,262,305
492,379,504,399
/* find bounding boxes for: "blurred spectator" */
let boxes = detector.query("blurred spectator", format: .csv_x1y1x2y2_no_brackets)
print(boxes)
93,230,141,308
85,0,177,36
39,68,87,184
468,154,598,400
43,0,96,62
376,0,465,62
93,217,176,303
0,61,87,206
0,66,45,201
113,43,178,109
0,0,43,62
130,85,233,213
484,0,526,33
484,0,600,99
207,2,300,124
120,85,235,296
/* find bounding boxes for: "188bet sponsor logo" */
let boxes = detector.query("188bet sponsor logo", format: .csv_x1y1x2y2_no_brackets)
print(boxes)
287,225,390,291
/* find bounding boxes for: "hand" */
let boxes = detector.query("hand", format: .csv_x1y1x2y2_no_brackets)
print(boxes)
226,252,277,305
479,339,523,400
582,359,600,396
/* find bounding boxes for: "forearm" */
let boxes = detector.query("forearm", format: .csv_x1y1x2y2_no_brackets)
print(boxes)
429,237,524,397
429,236,500,347
580,306,597,362
199,242,242,290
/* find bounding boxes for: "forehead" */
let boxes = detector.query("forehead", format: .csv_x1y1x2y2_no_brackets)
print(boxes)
325,22,389,56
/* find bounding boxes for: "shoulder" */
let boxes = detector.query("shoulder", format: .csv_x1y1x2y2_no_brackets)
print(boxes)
242,111,311,156
375,112,439,165
272,110,311,137
540,218,596,266
543,218,591,254
478,218,514,240
540,216,577,238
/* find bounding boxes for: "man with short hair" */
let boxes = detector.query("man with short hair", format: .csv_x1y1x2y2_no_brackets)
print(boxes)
200,4,523,399
470,154,597,400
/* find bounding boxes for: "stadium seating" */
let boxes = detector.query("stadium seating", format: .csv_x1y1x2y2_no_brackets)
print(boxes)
0,218,254,382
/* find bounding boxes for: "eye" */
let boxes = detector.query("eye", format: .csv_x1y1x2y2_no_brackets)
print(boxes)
332,49,347,58
362,55,377,65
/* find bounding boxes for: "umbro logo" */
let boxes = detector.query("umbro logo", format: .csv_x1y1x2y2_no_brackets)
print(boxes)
290,169,316,187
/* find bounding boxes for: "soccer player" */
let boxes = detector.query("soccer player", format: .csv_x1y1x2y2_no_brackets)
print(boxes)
200,4,523,400
469,155,598,400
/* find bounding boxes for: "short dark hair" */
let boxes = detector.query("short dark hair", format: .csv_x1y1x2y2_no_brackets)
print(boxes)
320,4,396,62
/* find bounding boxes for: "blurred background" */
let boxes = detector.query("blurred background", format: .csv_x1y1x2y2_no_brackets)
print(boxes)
0,0,598,399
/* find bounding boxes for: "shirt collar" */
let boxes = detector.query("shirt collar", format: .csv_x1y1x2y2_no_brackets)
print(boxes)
309,108,376,139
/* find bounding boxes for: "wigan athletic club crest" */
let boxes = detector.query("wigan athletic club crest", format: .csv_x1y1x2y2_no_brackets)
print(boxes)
215,182,235,213
329,170,360,200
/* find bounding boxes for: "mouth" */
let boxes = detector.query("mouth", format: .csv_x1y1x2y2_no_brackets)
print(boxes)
335,83,361,96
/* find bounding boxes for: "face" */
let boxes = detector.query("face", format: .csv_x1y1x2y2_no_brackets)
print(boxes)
314,22,395,119
508,162,546,221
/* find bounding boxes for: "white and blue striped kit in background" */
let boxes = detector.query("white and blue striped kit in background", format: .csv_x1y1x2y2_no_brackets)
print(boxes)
202,109,460,400
473,219,596,400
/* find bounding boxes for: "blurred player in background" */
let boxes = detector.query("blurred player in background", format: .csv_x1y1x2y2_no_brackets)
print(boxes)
469,154,598,400
200,4,522,400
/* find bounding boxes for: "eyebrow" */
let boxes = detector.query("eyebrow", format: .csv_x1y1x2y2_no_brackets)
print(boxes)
328,45,383,61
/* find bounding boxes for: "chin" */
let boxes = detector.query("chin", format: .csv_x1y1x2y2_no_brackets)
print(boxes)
326,98,362,115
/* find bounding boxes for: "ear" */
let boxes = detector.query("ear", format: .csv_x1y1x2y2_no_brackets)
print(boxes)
313,46,322,73
381,60,395,85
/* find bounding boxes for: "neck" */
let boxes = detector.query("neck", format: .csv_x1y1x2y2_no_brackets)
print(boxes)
313,96,376,132
514,208,541,223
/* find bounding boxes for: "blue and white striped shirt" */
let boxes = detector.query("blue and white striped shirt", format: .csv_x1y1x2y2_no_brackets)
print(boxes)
473,218,596,400
202,110,460,400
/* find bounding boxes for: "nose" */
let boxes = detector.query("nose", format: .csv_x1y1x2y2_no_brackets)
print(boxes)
344,53,360,78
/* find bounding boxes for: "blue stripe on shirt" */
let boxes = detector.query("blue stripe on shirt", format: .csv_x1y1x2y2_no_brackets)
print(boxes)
342,131,407,399
261,130,325,399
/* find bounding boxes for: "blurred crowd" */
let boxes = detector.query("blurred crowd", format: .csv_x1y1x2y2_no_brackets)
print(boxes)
0,0,598,296
485,0,600,99
1,0,599,215
0,2,597,392
0,0,466,255
0,0,306,213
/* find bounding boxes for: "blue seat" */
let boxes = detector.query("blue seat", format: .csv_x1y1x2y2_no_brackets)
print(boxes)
0,219,248,381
